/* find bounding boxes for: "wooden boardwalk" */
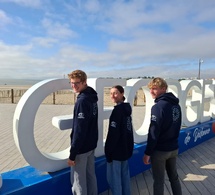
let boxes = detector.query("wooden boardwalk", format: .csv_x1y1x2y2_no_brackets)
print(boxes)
0,104,215,194
100,137,215,195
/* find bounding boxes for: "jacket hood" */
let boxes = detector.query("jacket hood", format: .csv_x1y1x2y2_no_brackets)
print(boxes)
116,102,132,116
155,92,179,105
78,86,98,103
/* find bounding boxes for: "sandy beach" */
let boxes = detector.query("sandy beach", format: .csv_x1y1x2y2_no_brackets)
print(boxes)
0,85,146,106
0,85,32,89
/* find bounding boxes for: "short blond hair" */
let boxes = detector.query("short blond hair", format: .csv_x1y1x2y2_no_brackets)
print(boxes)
68,70,87,82
148,77,168,89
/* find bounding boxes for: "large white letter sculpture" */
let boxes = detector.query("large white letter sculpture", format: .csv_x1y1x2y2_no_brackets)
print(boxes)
13,78,215,172
13,79,71,172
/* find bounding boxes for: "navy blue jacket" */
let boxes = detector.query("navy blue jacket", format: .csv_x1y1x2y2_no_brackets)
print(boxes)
69,86,98,160
144,92,182,156
105,102,134,162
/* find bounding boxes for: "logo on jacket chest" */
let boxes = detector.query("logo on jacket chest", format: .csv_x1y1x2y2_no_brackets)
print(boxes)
110,121,117,128
151,115,157,122
78,112,85,119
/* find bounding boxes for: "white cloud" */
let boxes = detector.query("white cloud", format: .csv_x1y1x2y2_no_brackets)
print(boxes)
42,18,78,39
84,0,101,13
0,0,214,80
0,10,12,27
31,37,58,48
0,0,44,8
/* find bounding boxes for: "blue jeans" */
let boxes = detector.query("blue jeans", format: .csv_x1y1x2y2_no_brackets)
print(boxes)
70,150,97,195
151,149,182,195
107,160,131,195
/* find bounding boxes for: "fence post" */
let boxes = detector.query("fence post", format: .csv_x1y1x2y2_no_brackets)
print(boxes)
133,94,137,106
11,89,14,103
53,92,55,105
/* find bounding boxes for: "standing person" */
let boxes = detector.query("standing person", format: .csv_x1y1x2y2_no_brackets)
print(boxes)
105,85,134,195
67,70,98,195
143,77,182,195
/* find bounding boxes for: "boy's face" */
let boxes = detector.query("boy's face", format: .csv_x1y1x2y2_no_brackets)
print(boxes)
70,78,86,93
150,85,166,99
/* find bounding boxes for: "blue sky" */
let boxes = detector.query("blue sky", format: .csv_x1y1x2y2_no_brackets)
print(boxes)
0,0,214,80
